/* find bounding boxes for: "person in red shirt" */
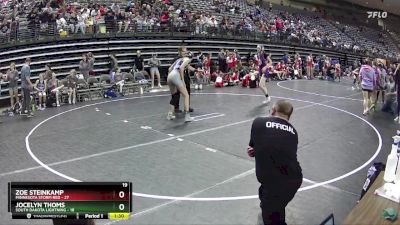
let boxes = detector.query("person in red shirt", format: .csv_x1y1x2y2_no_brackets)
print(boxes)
160,11,169,24
274,61,287,80
306,54,314,79
227,51,236,71
99,4,107,16
275,17,284,37
335,63,341,82
203,54,211,83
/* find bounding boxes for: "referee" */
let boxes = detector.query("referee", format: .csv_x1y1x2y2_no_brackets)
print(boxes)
247,100,302,225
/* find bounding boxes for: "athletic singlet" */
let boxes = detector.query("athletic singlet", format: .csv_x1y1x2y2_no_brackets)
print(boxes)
258,52,266,67
325,61,330,69
295,57,302,69
306,57,313,67
335,64,341,73
204,58,211,69
172,58,183,70
37,80,45,92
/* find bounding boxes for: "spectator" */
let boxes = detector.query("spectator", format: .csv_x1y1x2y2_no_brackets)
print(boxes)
111,68,124,95
76,11,86,34
381,74,396,115
48,73,61,107
6,62,19,109
21,58,34,117
133,50,144,72
79,54,90,79
66,69,78,105
218,48,227,73
34,73,47,110
0,18,10,39
109,54,118,74
87,52,95,76
117,11,129,32
44,64,55,80
104,11,116,32
68,12,78,33
148,53,161,88
56,14,67,32
360,58,377,115
375,63,387,105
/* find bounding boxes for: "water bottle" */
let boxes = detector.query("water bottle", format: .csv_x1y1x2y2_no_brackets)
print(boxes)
395,137,400,184
384,136,400,182
395,159,400,184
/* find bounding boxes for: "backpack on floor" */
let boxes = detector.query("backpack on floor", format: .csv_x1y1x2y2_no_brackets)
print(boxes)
104,88,117,98
46,93,57,107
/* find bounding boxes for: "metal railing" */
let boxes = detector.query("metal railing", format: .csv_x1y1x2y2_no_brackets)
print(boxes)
0,20,385,58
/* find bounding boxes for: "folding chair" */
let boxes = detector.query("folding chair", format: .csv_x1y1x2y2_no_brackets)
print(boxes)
99,74,112,95
122,73,138,94
87,77,103,100
76,79,90,102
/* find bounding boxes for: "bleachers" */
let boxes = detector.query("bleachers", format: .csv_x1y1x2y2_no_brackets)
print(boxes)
0,33,361,102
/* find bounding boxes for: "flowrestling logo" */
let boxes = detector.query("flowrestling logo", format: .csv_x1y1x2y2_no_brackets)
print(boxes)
367,11,388,19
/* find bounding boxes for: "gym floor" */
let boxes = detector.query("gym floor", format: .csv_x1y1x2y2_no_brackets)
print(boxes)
0,77,396,225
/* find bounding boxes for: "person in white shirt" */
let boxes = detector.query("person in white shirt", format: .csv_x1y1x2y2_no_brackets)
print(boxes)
76,11,86,34
56,16,67,32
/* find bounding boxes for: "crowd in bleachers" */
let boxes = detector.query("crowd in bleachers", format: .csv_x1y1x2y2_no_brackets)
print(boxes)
187,0,398,59
0,0,398,59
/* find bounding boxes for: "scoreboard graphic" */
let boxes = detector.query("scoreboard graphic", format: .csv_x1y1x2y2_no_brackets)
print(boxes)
8,182,132,220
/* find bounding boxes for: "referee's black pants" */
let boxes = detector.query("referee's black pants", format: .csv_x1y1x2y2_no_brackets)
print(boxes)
174,74,191,110
258,179,302,225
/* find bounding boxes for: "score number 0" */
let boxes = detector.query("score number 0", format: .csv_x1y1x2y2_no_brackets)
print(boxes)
118,183,128,211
